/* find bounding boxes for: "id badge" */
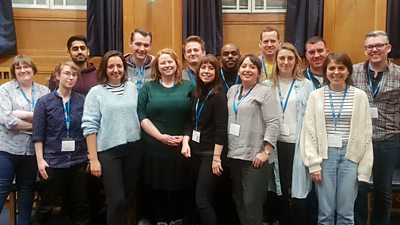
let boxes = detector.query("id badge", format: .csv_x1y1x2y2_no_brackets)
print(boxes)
280,123,290,136
192,130,200,143
327,135,342,148
229,123,240,136
61,139,75,152
370,107,378,119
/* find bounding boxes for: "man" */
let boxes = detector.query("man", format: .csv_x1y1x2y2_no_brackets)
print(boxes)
124,28,154,89
304,36,329,89
353,30,400,225
49,35,98,95
220,43,241,92
182,35,206,85
258,26,281,81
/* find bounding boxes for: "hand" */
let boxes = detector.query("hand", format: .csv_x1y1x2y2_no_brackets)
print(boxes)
212,157,224,176
181,143,191,158
252,152,268,169
311,171,322,184
90,159,102,177
172,135,183,144
159,134,181,147
37,159,49,180
12,110,33,122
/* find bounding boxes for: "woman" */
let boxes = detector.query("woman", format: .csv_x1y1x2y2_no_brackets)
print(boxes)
138,48,193,225
300,52,373,225
82,50,142,225
227,54,280,225
0,55,49,225
32,61,89,225
263,43,313,225
181,54,227,225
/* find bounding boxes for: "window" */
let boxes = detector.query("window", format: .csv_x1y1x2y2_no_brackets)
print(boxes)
222,0,286,13
12,0,86,10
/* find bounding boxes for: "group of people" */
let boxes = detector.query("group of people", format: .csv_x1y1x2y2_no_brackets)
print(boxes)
0,27,398,225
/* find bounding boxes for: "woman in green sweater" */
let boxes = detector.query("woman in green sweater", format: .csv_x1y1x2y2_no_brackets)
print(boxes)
138,48,193,225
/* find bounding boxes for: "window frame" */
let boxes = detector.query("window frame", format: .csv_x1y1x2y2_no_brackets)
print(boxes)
222,0,287,13
12,0,87,10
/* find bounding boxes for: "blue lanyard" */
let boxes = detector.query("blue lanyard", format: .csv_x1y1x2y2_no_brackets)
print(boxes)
328,85,348,130
233,84,255,120
221,70,239,90
367,64,382,98
262,59,268,80
306,68,318,90
135,66,145,89
19,84,35,111
62,99,71,138
187,69,196,85
195,89,213,130
277,79,295,114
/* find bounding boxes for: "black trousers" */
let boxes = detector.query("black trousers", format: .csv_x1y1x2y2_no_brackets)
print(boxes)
35,163,90,225
98,141,143,225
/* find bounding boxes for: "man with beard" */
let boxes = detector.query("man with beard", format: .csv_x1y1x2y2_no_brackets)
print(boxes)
124,28,154,89
182,35,206,85
258,26,281,81
220,43,241,92
49,35,98,95
304,36,329,89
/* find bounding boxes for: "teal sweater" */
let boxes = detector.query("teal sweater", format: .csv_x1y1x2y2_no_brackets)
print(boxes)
82,82,141,152
138,80,193,158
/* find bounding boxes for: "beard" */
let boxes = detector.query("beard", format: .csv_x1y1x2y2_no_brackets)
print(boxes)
73,56,87,65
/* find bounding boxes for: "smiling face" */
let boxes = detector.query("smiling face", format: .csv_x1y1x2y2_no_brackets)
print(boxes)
259,31,280,59
326,61,350,90
68,40,89,65
364,35,391,64
239,57,259,86
14,63,34,83
130,32,152,62
221,44,240,70
106,56,125,85
305,41,329,72
184,41,205,66
276,49,296,77
158,53,177,78
199,62,216,85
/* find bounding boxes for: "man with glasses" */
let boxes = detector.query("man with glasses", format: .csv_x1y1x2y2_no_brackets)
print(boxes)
304,36,329,89
353,30,400,225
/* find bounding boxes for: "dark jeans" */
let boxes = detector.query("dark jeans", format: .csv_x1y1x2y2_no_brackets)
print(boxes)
35,163,89,225
98,141,142,225
0,151,37,225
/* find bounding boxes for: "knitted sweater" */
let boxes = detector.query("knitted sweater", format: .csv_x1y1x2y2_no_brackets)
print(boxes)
300,87,373,182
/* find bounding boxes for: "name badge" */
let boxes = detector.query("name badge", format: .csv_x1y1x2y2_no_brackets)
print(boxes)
229,123,241,136
61,139,75,152
370,107,378,119
327,135,342,148
280,123,290,136
192,130,200,143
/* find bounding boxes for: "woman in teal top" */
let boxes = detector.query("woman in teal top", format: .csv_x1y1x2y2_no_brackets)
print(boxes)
138,48,193,225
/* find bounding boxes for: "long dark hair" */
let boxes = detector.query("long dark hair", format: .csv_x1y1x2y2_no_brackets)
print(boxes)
98,50,128,84
193,54,222,100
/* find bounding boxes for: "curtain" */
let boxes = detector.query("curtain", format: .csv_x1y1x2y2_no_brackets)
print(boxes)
0,0,17,55
87,0,123,56
387,0,400,58
183,0,223,56
285,0,324,56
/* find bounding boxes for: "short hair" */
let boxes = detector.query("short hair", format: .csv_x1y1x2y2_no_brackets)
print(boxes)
67,35,88,51
98,50,128,84
238,54,263,76
259,26,280,41
270,42,304,88
183,35,206,53
10,55,38,79
151,48,183,84
322,52,354,86
364,30,390,43
53,60,81,84
130,28,153,43
193,54,222,99
305,36,327,50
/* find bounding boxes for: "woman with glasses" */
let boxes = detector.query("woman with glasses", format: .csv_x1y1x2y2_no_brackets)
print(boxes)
0,55,49,225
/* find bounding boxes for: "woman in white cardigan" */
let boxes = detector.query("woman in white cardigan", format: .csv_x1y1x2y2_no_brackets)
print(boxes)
300,52,373,225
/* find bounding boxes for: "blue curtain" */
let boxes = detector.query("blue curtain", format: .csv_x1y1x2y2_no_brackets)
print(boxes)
183,0,223,56
387,0,400,58
87,0,123,56
285,0,324,56
0,0,17,55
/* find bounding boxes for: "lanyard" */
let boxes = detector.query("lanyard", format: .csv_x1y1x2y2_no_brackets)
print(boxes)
62,99,71,138
135,66,145,89
233,84,255,120
221,70,239,90
328,85,348,130
367,64,382,98
306,68,319,90
262,59,268,80
19,84,35,111
195,89,213,130
187,69,196,85
277,79,295,115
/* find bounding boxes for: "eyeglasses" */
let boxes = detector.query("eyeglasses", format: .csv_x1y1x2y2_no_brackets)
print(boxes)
15,65,32,71
365,43,388,51
61,72,79,77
